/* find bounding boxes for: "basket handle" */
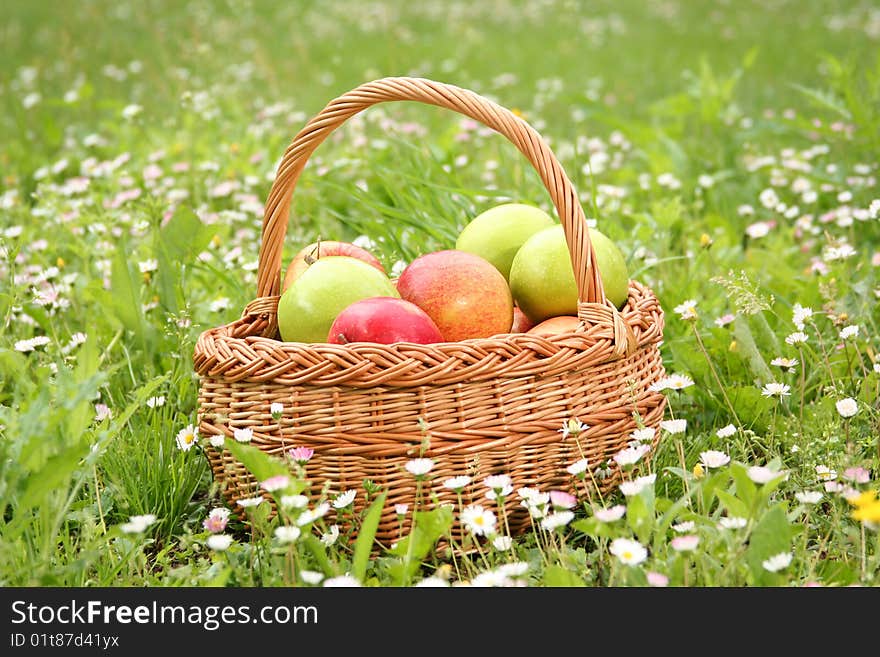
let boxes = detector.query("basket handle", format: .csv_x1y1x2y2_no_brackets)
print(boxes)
256,77,608,307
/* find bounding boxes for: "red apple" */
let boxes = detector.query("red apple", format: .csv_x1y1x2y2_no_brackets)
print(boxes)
510,305,535,333
527,316,581,337
327,297,444,345
282,240,384,294
396,250,513,342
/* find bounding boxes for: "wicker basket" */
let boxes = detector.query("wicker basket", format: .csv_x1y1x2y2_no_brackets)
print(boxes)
194,77,666,543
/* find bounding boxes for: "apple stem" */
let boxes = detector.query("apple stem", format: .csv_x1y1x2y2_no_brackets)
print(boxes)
336,333,349,345
304,236,323,266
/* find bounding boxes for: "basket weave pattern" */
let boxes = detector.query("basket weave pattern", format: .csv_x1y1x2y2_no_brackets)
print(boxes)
194,77,666,542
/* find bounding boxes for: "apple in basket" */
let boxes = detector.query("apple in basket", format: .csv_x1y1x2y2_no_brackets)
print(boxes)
455,203,555,280
527,315,581,337
281,239,385,294
509,225,630,323
327,297,444,345
278,256,399,343
509,305,535,333
396,250,513,342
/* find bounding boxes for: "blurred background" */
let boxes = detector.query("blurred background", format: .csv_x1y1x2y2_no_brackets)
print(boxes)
3,0,878,161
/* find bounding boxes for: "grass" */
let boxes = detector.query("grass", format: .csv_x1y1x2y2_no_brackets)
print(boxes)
1,0,879,587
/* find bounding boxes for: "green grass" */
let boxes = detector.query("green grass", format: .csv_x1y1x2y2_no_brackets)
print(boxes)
1,0,879,587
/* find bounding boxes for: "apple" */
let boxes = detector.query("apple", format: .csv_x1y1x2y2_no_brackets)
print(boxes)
282,240,385,294
509,225,629,323
278,256,399,343
327,297,444,345
455,203,555,280
527,316,580,337
396,250,513,342
510,306,535,333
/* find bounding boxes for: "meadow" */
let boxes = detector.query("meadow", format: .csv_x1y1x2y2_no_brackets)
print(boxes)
1,0,879,587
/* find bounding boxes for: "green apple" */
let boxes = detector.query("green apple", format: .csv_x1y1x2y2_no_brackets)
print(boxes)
509,225,629,322
278,256,399,343
455,203,555,280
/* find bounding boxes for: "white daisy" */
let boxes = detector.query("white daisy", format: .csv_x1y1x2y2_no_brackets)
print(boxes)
274,525,302,544
492,535,514,551
718,517,748,530
404,458,434,477
279,494,309,509
175,425,198,451
296,502,330,526
609,538,647,565
715,424,736,438
320,524,339,546
614,444,650,467
630,427,656,444
594,505,626,522
815,465,837,481
540,511,574,531
762,552,793,573
558,418,588,438
119,514,157,534
260,475,290,492
700,450,730,469
444,475,472,490
619,474,656,497
233,427,253,443
414,576,450,587
566,458,590,476
791,304,813,329
332,490,356,509
674,299,698,321
484,475,513,492
835,398,858,418
461,505,497,536
660,419,687,434
748,466,788,484
664,374,695,390
760,382,791,398
784,332,808,345
795,491,822,505
300,570,324,585
323,575,361,587
206,534,233,551
670,535,700,552
517,487,543,502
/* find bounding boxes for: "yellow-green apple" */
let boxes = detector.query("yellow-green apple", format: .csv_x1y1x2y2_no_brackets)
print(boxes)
282,240,384,294
396,250,513,341
509,225,629,323
278,256,398,343
455,203,555,280
327,297,444,345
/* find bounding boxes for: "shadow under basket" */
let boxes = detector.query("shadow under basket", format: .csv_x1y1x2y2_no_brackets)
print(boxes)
192,77,667,546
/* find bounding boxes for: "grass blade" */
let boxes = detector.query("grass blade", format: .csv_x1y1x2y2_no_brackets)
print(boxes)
351,492,387,582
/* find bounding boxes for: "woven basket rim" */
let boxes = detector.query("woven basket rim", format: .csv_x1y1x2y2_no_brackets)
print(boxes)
193,279,664,388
